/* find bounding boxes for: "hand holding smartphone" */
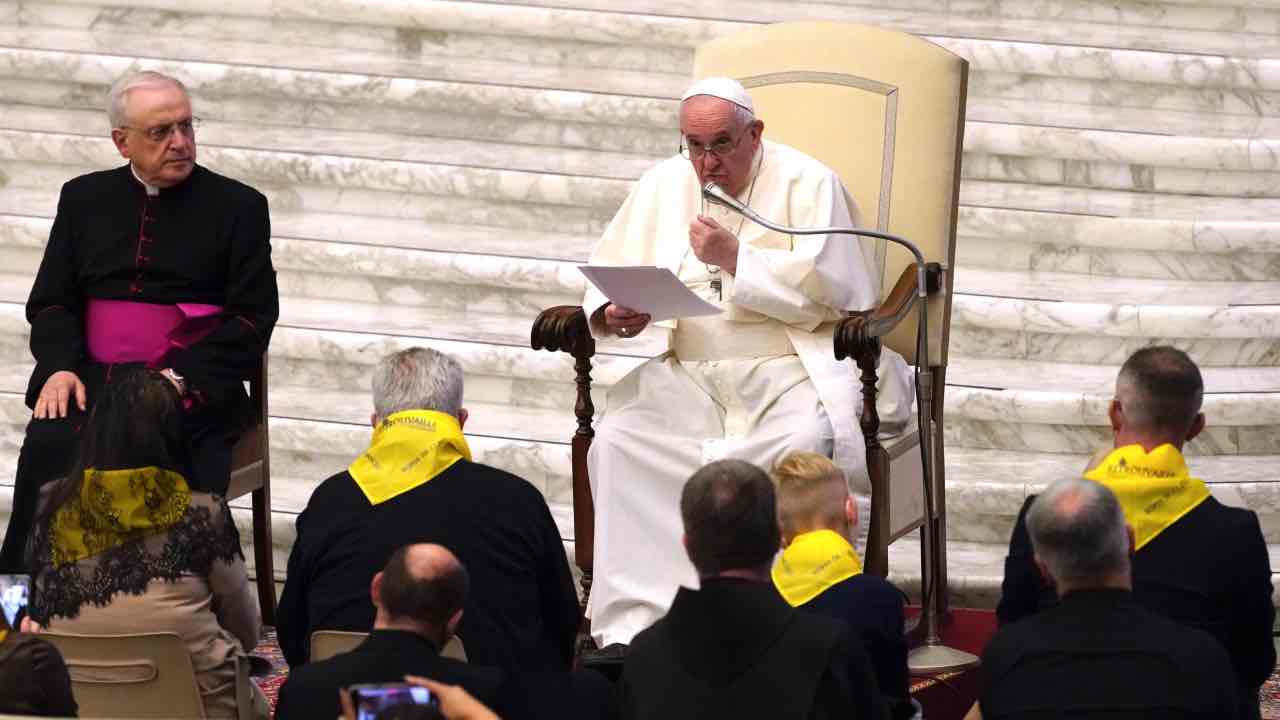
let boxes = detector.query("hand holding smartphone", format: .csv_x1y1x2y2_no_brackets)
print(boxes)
347,683,441,720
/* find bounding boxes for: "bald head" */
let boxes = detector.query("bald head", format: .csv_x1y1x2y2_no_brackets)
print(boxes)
1027,478,1131,591
376,543,469,630
1113,346,1204,447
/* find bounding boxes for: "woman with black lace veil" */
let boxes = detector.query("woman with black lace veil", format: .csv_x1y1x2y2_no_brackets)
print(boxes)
26,368,265,718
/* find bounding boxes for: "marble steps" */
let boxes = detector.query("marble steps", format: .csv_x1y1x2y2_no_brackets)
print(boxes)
400,0,1280,59
3,130,1280,259
474,0,1280,57
5,17,1280,134
4,216,1278,375
12,0,1280,85
6,190,1280,288
955,267,1280,307
964,97,1280,140
947,356,1280,423
33,0,1280,57
5,84,1280,195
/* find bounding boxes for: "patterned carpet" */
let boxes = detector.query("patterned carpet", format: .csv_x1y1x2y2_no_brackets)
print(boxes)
250,628,289,713
1263,672,1280,720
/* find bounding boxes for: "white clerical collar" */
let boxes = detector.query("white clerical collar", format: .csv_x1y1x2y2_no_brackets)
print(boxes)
130,165,160,196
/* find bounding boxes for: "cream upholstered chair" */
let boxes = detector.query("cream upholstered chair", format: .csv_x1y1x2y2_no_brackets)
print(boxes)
532,21,967,623
693,22,968,585
43,630,253,718
309,630,468,663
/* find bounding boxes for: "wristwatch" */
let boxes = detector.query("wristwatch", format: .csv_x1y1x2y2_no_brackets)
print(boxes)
160,368,187,396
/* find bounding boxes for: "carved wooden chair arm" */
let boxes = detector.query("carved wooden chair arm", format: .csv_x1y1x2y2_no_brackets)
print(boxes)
834,262,942,359
532,305,596,359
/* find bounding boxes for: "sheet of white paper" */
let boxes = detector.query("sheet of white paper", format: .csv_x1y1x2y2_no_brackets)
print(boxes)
578,265,723,323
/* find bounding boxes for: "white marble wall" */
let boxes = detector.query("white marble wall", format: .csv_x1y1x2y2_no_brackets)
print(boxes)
0,0,1276,605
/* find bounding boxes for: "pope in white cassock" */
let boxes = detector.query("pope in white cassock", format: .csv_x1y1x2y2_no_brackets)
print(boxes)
583,77,913,647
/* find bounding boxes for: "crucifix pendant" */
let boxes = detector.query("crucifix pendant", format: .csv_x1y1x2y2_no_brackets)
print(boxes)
708,265,722,299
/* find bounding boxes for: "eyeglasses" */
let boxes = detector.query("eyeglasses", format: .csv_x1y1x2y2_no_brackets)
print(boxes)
120,117,202,143
679,128,748,160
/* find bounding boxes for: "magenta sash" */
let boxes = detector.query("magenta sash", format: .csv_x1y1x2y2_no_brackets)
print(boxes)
85,299,222,366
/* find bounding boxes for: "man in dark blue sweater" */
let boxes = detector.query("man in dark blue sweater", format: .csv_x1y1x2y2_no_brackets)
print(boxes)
771,452,912,720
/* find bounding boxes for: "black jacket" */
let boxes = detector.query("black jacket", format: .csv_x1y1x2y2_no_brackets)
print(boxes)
277,460,579,671
274,629,505,720
25,163,277,410
619,578,887,720
998,495,1275,716
983,589,1239,719
0,631,77,717
801,574,911,719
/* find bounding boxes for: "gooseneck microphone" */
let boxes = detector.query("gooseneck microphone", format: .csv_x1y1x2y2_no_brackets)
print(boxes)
701,182,927,300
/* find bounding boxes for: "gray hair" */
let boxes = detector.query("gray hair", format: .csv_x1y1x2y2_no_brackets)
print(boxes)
1027,478,1129,587
732,103,756,130
371,347,464,420
107,71,188,129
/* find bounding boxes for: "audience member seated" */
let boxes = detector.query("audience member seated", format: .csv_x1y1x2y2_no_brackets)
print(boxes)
770,452,912,720
278,543,617,720
0,612,77,716
276,544,505,720
978,477,1239,719
996,346,1275,719
26,369,265,718
277,347,579,671
619,459,887,720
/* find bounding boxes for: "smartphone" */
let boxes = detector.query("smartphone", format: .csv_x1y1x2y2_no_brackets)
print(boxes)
0,575,29,628
348,682,440,720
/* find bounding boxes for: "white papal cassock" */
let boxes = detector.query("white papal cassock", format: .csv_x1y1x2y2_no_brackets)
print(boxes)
582,140,913,647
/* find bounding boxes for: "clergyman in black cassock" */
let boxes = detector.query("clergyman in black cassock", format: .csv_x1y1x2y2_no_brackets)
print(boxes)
0,74,277,572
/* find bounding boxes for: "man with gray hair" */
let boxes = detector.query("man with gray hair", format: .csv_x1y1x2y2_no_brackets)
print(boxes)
997,346,1274,719
978,477,1238,719
0,70,278,571
277,347,579,673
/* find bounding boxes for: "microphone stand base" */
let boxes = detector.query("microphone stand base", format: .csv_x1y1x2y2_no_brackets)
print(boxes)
907,643,981,676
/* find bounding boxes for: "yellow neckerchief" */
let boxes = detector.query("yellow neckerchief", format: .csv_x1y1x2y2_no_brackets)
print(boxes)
51,466,191,567
772,529,864,607
0,630,7,644
1082,443,1211,550
349,410,472,506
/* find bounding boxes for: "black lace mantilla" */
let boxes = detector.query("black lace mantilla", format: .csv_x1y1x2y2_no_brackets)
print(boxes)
29,497,242,623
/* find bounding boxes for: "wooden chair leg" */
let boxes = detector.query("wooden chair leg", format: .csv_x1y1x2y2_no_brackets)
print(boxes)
252,486,276,626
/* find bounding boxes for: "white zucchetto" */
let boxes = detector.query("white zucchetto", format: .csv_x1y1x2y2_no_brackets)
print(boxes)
680,76,755,114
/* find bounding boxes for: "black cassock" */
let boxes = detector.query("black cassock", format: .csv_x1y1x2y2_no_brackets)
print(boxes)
0,163,279,572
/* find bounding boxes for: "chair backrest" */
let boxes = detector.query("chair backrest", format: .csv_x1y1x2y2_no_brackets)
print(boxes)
310,630,468,663
42,631,205,719
309,630,366,663
693,22,968,367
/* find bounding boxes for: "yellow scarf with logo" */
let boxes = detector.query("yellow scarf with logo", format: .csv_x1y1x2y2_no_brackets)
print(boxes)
349,410,472,506
1082,443,1210,550
772,529,864,607
50,466,191,567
